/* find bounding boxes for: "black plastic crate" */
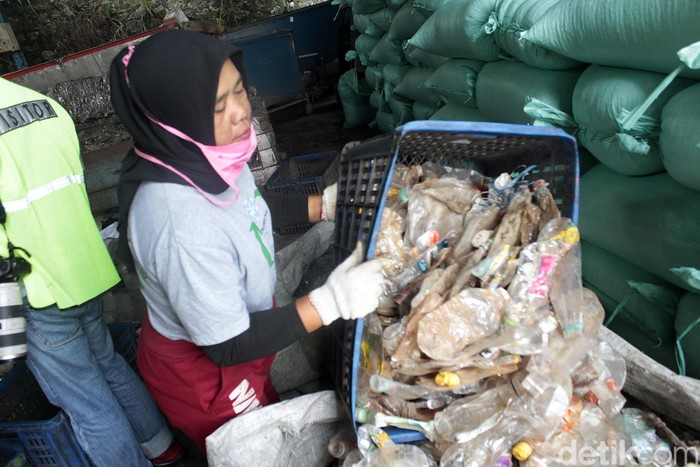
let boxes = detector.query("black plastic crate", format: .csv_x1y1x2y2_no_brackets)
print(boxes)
328,133,394,423
266,151,340,234
330,120,579,436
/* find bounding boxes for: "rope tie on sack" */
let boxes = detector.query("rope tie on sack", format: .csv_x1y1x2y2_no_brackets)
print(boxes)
604,294,633,328
617,40,700,138
675,316,700,376
524,97,577,129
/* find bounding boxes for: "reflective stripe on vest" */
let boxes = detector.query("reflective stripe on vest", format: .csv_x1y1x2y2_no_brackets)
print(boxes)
2,174,85,213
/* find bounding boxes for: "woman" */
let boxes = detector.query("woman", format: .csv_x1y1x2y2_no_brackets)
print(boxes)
109,29,384,453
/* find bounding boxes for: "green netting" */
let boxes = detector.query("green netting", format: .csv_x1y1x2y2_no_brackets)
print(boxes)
579,164,700,294
581,241,681,344
422,58,483,108
573,65,695,176
429,103,491,122
412,100,442,120
475,60,581,126
387,1,429,41
369,33,409,65
351,0,386,14
523,0,700,79
489,0,581,70
394,66,442,107
408,0,500,61
338,69,375,129
369,7,397,32
660,83,700,192
675,293,700,378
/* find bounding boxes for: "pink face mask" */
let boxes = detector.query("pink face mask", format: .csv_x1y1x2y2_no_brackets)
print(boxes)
134,117,258,206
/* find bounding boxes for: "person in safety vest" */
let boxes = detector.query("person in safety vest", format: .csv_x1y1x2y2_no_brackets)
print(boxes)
109,29,385,455
0,77,188,466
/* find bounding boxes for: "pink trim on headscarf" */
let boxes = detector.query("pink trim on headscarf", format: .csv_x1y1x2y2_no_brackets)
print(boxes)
133,147,239,206
122,45,136,86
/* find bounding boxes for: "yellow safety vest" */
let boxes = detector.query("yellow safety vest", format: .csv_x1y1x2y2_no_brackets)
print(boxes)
0,78,119,309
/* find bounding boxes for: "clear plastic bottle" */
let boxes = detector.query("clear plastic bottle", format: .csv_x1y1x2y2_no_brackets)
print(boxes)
440,416,531,467
548,243,584,339
329,423,358,460
393,239,449,290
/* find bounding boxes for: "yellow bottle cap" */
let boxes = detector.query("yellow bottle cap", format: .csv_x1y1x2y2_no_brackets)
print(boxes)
435,371,460,387
512,441,533,461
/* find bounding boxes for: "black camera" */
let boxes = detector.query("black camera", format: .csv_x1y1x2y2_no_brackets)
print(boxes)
0,256,31,283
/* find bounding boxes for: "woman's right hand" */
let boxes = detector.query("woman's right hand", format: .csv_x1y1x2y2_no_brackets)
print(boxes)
307,242,384,325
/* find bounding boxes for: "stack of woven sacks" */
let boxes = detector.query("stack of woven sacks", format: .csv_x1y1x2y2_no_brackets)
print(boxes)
336,0,700,379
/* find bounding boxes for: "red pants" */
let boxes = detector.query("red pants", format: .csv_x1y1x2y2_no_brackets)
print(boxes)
137,314,278,454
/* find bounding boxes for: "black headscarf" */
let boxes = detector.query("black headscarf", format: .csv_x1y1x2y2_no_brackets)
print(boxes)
109,29,248,270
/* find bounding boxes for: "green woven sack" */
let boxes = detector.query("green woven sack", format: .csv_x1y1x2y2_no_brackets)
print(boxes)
352,0,386,14
603,317,678,373
412,0,455,16
402,42,449,70
413,100,442,120
579,164,700,294
523,0,700,79
364,64,384,91
369,89,387,111
376,110,400,133
386,0,410,8
394,66,442,108
489,0,581,70
353,14,383,37
581,241,681,344
675,293,700,378
387,93,414,124
370,33,408,65
476,60,581,127
338,69,374,129
381,63,412,96
388,1,429,41
408,0,500,61
578,147,599,176
423,59,483,108
660,83,700,192
355,34,381,66
573,65,694,176
369,7,397,32
429,103,491,122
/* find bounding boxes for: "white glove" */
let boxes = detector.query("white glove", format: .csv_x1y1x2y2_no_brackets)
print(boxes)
321,182,337,222
309,242,384,325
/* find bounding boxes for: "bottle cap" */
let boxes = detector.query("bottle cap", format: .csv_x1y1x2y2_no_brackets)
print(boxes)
512,441,533,461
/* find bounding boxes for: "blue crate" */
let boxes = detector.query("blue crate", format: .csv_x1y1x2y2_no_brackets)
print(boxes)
331,120,579,441
0,322,140,465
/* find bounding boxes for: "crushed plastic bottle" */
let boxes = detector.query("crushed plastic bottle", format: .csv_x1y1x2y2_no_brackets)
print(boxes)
393,239,449,290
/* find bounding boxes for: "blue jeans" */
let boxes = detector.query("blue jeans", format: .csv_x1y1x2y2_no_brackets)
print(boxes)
24,296,172,466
